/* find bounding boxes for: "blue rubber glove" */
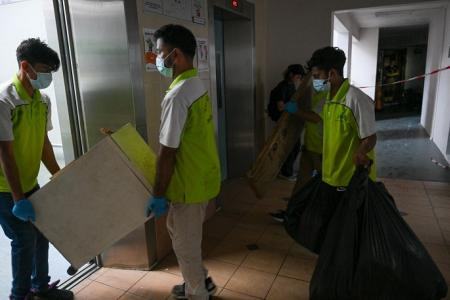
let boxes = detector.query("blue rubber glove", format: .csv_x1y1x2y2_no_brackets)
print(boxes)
285,101,298,114
147,196,168,218
12,199,36,222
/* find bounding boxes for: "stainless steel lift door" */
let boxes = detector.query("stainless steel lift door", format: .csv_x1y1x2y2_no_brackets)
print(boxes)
210,0,256,179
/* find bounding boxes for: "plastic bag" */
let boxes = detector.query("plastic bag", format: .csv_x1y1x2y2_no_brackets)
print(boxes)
310,167,448,300
284,174,342,254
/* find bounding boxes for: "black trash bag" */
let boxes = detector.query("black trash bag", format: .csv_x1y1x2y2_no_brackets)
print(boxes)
310,167,448,300
284,174,342,254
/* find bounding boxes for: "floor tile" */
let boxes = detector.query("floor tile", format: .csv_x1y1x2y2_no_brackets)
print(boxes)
435,207,450,223
94,268,147,291
437,263,450,285
225,267,276,299
217,289,262,299
154,253,182,276
119,293,144,299
266,276,309,300
241,245,287,274
87,267,109,281
203,258,239,287
288,244,318,260
76,281,125,299
279,255,316,282
430,196,450,209
396,202,435,217
209,238,251,265
203,215,237,239
223,225,265,244
424,243,450,264
72,279,92,294
128,271,182,300
258,230,294,251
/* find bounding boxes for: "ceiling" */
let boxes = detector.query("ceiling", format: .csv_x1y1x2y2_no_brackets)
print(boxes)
335,1,447,29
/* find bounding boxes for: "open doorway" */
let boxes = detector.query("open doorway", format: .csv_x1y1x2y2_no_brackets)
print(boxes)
375,26,428,120
333,2,450,182
0,0,92,296
210,0,256,180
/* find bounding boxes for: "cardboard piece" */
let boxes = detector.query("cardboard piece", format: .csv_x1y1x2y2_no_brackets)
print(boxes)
29,124,156,269
246,74,312,198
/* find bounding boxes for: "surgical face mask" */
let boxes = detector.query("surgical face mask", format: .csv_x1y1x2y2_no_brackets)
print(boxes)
27,65,53,90
156,49,175,78
313,78,330,92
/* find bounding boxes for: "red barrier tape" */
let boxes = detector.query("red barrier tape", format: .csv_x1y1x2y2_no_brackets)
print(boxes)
359,65,450,89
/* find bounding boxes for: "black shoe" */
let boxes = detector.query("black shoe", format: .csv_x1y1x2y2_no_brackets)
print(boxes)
171,277,217,299
32,281,74,300
269,210,286,223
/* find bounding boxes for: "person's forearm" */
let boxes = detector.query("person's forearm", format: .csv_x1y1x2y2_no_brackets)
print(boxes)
357,134,377,155
0,142,24,201
41,135,60,175
153,146,177,197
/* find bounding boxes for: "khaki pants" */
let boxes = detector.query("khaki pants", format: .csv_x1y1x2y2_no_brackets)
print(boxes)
167,202,209,300
292,149,322,196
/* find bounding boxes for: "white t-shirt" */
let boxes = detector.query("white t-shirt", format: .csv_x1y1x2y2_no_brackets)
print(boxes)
0,80,53,141
159,77,207,148
344,85,376,139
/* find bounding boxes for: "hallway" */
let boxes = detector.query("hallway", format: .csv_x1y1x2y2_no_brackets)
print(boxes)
376,116,450,182
69,177,450,300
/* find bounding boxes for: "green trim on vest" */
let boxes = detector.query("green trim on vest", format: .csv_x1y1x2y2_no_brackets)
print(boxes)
165,69,221,203
0,75,48,193
322,80,376,187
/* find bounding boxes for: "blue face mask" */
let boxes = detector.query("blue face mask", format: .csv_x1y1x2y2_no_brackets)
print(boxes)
156,49,175,78
28,66,53,90
313,79,330,92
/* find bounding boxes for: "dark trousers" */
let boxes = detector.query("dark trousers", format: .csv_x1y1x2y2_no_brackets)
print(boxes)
0,187,50,299
281,140,301,177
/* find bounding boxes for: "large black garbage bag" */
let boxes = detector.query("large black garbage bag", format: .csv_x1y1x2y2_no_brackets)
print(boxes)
310,167,448,300
284,174,342,254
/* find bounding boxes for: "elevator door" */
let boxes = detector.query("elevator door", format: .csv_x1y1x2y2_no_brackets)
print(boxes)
213,5,255,179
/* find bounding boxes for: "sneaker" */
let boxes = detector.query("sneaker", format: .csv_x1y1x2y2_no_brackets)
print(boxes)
269,210,286,223
32,280,74,300
171,277,217,299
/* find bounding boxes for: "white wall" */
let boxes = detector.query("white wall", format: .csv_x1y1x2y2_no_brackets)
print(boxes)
333,29,351,77
431,5,450,162
350,28,379,99
421,9,446,134
404,46,427,90
0,0,62,146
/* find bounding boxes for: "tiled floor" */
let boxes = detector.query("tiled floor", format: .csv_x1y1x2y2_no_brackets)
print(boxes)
71,177,450,300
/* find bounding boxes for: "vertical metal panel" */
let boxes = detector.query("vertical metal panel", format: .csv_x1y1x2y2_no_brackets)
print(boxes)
68,0,136,148
223,13,256,177
209,0,256,178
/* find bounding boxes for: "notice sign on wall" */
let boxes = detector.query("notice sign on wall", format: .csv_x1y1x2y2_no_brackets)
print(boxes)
163,0,192,21
144,0,163,14
143,28,158,72
192,0,206,24
143,0,206,25
196,38,209,71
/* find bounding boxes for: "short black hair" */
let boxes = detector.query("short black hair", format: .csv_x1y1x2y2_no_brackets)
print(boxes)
307,47,346,76
154,24,197,58
16,38,60,71
283,64,305,81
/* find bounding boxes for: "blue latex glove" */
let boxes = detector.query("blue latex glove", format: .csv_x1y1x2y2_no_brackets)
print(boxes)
12,199,36,222
147,196,168,218
285,101,298,114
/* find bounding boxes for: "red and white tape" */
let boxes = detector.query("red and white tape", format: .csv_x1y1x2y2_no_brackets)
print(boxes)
359,65,450,89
